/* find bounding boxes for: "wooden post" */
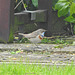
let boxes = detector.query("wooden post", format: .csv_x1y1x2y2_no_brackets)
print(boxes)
0,0,14,42
38,0,52,36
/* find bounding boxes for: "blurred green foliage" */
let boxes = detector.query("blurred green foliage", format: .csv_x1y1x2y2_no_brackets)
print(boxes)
16,37,73,45
17,38,30,43
41,38,71,44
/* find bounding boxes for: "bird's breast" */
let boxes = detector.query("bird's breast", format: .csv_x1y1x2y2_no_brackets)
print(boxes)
38,35,43,40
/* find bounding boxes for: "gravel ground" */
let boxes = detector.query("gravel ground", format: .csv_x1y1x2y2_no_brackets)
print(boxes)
0,44,75,65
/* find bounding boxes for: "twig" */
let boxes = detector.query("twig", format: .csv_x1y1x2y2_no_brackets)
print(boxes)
14,0,27,11
44,37,55,39
14,0,23,10
21,0,27,11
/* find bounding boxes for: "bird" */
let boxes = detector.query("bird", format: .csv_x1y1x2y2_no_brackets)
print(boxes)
28,32,45,43
18,29,46,48
18,29,46,39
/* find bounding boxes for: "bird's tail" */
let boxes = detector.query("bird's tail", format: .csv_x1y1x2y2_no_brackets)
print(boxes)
18,33,25,36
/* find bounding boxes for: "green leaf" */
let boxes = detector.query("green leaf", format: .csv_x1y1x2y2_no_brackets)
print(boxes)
32,0,38,7
24,3,27,8
11,51,16,54
64,16,75,23
59,0,67,1
55,2,67,10
68,0,73,2
16,51,21,53
58,4,69,17
70,2,75,15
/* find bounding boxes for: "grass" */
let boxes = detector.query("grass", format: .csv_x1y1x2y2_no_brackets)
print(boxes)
0,63,75,75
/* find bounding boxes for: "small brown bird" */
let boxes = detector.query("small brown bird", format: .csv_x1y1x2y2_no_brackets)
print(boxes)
18,29,46,43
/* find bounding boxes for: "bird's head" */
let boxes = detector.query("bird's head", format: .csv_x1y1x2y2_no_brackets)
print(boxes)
38,29,47,33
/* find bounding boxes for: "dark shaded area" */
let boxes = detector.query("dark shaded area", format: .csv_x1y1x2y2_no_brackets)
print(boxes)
15,0,38,13
38,0,66,36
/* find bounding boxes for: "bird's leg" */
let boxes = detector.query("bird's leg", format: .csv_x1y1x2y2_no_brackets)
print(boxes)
35,44,42,49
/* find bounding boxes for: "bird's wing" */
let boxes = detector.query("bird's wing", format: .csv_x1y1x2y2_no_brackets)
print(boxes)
18,33,36,38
